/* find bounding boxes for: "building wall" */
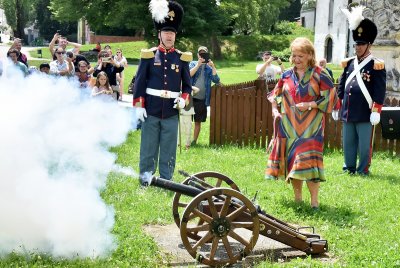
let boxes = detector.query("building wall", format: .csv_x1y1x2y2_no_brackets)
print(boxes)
301,8,316,30
314,0,349,64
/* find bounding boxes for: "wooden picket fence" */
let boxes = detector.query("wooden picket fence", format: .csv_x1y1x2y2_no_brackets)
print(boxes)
209,79,400,156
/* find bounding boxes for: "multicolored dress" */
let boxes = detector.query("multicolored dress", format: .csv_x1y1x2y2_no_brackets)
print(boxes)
265,66,337,182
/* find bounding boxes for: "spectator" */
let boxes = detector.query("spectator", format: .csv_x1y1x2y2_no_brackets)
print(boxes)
49,47,74,76
93,42,101,53
189,46,220,145
134,0,191,183
10,38,28,67
91,71,114,100
114,48,128,100
318,58,334,81
66,51,91,72
333,11,386,176
49,32,81,60
75,60,94,88
265,37,338,209
6,48,29,76
93,50,124,100
179,87,199,149
39,63,50,74
256,51,284,81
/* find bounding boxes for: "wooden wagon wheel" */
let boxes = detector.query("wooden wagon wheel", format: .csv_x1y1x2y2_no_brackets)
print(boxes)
172,171,240,230
180,188,259,267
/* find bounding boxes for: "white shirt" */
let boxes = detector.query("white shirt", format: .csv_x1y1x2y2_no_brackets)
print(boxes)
256,63,281,81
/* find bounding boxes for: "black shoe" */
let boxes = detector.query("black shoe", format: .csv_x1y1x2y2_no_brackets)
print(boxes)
190,140,197,146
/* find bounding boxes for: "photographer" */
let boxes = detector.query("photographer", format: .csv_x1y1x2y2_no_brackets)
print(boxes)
189,46,220,145
256,51,284,81
93,50,124,100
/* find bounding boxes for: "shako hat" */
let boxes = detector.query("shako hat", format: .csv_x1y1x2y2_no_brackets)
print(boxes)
149,0,184,33
341,5,378,44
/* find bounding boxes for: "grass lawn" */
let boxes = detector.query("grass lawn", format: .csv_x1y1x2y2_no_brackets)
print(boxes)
1,116,399,267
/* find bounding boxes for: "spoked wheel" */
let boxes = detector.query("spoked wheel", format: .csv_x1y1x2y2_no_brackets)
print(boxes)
180,188,259,267
172,171,239,230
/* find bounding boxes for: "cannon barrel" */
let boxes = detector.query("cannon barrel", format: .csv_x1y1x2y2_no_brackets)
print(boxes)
148,176,203,197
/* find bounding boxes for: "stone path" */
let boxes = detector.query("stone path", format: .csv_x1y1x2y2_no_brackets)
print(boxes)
143,224,332,267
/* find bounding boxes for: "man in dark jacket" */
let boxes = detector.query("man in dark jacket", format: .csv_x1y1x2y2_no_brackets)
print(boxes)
133,0,192,182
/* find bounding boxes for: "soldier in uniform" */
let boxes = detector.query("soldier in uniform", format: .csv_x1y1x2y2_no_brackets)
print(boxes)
133,0,192,182
333,6,386,175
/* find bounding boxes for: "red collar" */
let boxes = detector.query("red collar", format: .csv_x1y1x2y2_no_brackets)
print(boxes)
158,45,175,53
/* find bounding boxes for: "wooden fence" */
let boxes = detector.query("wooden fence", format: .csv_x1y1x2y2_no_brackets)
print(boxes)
209,79,400,156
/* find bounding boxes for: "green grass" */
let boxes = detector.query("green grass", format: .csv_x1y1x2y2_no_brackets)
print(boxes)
1,118,399,267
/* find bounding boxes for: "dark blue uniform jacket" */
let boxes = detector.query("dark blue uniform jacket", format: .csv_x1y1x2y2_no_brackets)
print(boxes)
337,57,386,122
133,47,191,119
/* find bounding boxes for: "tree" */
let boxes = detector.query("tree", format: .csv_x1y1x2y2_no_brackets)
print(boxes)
279,0,301,22
34,0,76,41
1,0,34,41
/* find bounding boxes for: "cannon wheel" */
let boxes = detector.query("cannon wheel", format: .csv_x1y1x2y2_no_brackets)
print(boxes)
172,171,239,230
180,188,259,267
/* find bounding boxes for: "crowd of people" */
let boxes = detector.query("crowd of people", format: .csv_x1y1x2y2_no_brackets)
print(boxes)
1,0,386,212
1,35,127,100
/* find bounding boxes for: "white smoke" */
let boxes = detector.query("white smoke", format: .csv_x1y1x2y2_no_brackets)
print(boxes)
0,66,134,258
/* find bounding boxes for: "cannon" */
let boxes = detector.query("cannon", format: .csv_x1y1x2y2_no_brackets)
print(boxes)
142,171,328,267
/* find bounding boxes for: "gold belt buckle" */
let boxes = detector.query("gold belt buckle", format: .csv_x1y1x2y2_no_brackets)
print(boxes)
160,90,171,98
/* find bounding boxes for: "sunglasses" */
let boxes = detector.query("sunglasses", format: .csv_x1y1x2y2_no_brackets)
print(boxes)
117,52,121,54
56,51,65,54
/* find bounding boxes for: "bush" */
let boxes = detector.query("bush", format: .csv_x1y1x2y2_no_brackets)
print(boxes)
229,34,290,61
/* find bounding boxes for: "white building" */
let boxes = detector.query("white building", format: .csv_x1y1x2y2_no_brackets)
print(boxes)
0,8,11,43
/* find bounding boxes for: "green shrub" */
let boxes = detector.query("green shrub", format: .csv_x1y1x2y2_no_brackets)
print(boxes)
231,34,290,60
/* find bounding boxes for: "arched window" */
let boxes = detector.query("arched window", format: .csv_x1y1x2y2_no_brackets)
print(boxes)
325,37,333,62
328,0,334,24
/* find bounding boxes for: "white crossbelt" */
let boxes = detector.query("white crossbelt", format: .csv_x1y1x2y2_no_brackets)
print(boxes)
345,55,373,108
146,88,180,99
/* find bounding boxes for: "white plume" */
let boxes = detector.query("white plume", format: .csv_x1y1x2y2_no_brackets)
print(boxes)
340,5,365,30
149,0,169,23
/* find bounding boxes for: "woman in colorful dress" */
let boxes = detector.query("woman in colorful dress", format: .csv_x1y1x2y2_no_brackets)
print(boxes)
265,37,338,209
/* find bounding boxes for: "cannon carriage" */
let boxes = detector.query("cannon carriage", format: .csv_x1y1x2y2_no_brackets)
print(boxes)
142,171,328,267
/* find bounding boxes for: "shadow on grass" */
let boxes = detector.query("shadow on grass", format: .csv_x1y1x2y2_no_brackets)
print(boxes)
280,199,361,227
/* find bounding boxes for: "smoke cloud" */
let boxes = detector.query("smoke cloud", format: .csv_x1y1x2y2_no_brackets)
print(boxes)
0,66,133,258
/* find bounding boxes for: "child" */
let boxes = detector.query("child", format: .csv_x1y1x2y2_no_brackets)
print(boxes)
75,60,94,88
91,71,115,100
179,86,199,149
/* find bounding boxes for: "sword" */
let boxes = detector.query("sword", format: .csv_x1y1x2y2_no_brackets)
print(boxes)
178,111,182,154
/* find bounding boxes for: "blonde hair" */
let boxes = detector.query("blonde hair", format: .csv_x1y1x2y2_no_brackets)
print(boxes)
289,37,316,67
95,71,111,89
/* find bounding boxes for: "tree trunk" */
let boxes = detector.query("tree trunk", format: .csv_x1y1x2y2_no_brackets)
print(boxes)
210,35,222,60
14,0,26,42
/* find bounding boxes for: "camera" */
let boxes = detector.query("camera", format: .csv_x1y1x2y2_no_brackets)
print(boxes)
102,57,111,63
272,56,279,60
199,52,210,63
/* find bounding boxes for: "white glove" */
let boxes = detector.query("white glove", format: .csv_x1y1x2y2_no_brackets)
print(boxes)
135,107,147,123
370,112,380,126
173,97,185,109
332,110,339,121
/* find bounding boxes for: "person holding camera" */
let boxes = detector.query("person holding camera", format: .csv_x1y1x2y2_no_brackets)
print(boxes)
49,47,74,76
256,51,284,82
189,46,220,145
93,50,124,100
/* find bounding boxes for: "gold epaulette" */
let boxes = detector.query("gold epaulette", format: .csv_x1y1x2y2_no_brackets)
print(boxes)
341,57,355,68
140,47,157,59
176,49,193,62
373,58,385,70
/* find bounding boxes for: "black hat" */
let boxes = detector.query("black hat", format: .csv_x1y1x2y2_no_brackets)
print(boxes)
149,0,183,33
352,18,377,44
341,5,378,45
